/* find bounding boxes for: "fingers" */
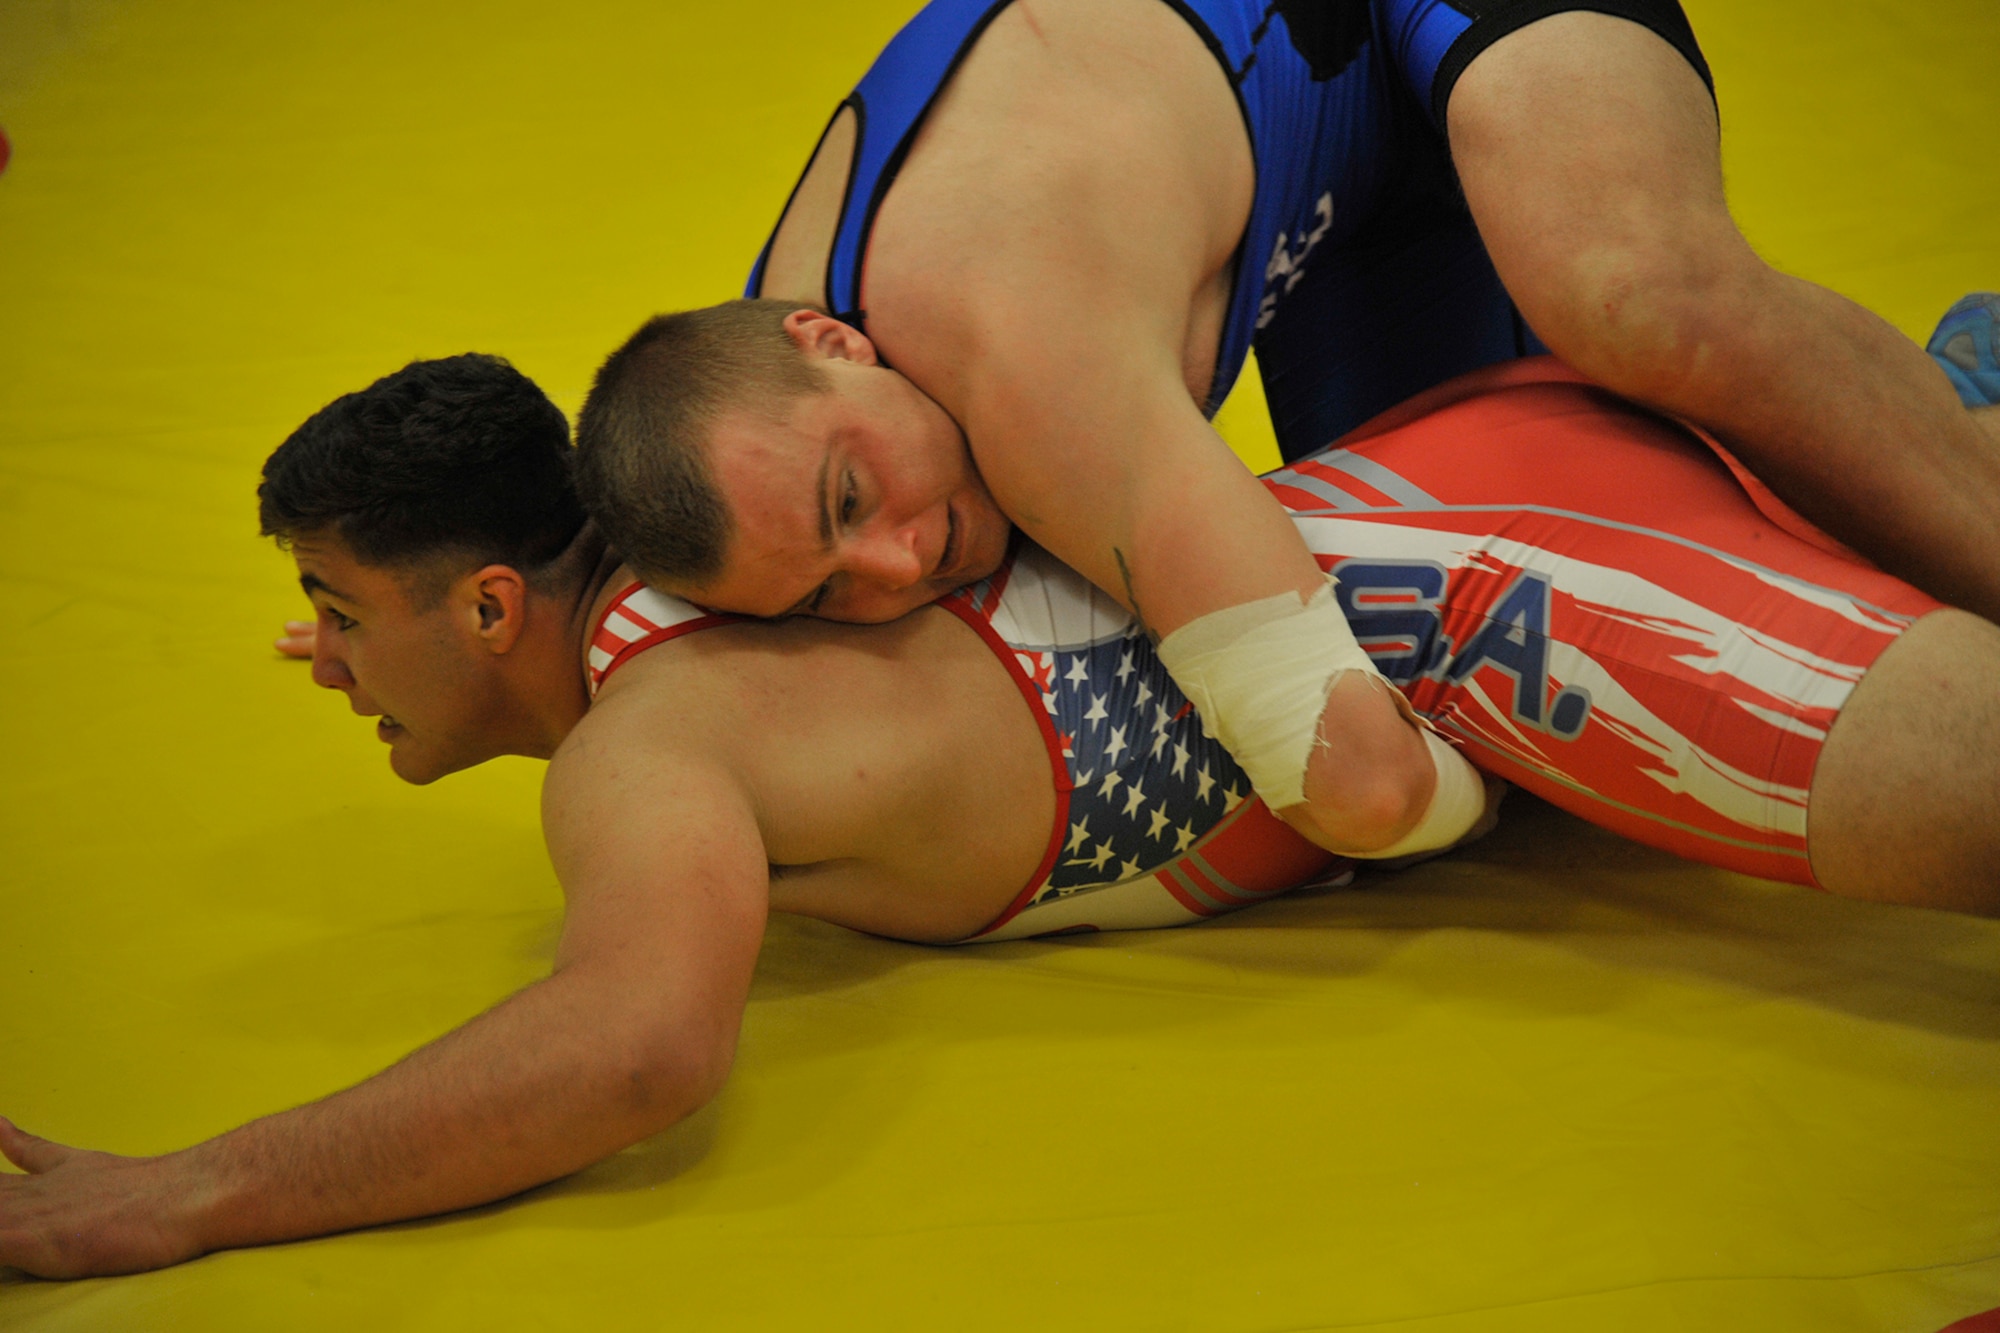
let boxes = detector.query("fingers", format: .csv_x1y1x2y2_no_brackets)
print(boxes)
0,1117,72,1175
274,620,316,659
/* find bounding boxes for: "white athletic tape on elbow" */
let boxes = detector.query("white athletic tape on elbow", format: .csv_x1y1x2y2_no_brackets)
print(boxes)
1155,580,1382,811
1358,729,1486,860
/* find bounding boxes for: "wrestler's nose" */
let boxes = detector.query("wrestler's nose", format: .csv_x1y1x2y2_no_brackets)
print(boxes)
310,629,355,692
844,526,926,590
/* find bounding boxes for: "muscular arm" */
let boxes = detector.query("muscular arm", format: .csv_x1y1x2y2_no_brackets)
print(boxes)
864,0,1437,850
0,727,768,1278
1450,12,2000,622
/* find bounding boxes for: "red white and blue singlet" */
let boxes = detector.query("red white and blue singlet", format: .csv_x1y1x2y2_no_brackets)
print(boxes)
590,363,1941,940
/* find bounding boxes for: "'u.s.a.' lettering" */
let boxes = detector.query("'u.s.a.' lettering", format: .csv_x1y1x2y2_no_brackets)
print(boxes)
1333,559,1592,740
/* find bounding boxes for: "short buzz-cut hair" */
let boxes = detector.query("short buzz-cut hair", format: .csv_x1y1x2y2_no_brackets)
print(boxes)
259,353,585,596
575,299,830,588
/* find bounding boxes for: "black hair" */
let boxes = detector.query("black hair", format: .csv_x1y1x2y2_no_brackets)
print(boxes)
260,353,586,586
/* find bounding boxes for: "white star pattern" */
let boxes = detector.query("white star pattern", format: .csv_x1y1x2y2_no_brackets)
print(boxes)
1121,779,1147,818
1064,838,1116,872
1015,620,1251,895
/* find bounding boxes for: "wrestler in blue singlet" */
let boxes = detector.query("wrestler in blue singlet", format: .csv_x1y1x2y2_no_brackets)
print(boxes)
747,0,1713,458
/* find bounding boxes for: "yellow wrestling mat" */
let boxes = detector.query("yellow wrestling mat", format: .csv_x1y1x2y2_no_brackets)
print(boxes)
3,2,1998,1327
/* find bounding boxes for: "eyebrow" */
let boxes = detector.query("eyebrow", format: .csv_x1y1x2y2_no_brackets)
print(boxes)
298,572,357,603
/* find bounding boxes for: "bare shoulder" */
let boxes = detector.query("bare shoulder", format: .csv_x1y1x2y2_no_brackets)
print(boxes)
546,609,1032,857
543,609,1055,940
864,0,1252,397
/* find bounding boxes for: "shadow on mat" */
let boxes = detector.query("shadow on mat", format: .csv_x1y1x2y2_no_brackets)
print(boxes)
1141,793,2000,1042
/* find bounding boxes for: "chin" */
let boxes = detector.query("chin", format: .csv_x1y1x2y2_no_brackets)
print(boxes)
387,746,454,786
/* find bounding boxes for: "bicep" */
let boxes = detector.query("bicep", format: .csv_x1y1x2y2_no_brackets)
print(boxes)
1445,12,1738,369
542,735,770,1062
866,86,1321,633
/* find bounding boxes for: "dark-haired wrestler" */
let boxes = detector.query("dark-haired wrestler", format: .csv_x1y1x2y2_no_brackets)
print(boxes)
578,0,2000,875
3,355,1997,1280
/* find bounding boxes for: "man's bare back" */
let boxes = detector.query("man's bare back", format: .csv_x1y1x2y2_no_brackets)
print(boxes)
569,590,1053,944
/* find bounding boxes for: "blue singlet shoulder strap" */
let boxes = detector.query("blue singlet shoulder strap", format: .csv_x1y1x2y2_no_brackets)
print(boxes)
744,0,1017,328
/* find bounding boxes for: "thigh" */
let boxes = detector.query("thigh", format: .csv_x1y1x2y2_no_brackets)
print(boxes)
1271,373,1943,884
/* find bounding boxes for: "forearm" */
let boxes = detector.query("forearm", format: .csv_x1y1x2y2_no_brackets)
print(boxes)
172,963,718,1257
1584,270,2000,621
1973,403,2000,446
968,375,1324,637
963,372,1459,847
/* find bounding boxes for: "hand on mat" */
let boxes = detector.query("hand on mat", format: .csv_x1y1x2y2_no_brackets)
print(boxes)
275,619,316,658
0,1115,202,1279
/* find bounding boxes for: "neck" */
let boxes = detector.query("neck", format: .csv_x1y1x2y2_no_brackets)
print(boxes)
497,525,622,761
563,525,626,654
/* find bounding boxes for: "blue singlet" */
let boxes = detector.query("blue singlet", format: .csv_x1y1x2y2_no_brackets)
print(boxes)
747,0,1711,459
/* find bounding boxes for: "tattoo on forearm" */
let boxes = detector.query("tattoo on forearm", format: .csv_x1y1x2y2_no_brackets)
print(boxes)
1114,547,1156,643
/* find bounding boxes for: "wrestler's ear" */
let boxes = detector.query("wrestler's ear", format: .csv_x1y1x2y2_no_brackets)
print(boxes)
463,565,530,654
782,308,879,367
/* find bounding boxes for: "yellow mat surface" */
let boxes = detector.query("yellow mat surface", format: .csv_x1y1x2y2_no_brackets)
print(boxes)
3,2,1997,1328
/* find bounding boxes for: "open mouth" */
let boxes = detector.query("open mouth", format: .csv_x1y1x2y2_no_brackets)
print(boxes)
377,715,404,741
